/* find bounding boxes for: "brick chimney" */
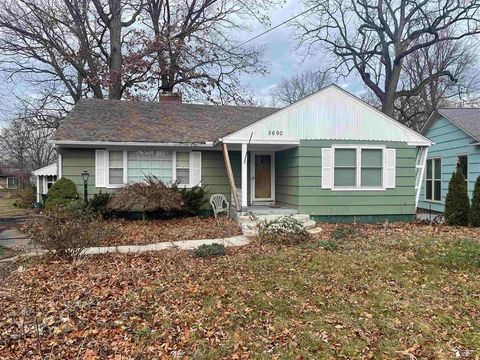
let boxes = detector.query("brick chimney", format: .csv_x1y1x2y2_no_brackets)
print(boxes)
159,92,182,102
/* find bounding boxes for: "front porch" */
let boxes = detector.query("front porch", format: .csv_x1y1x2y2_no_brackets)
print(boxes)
220,142,299,214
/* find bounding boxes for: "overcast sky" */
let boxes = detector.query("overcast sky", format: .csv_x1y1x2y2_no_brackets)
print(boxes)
0,0,365,125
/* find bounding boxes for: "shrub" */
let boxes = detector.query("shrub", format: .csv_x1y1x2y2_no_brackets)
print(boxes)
88,192,114,217
44,177,79,209
174,185,208,216
319,240,338,251
444,169,470,226
108,175,183,220
193,243,226,258
13,185,36,208
331,225,359,240
470,176,480,227
24,204,115,260
257,216,310,245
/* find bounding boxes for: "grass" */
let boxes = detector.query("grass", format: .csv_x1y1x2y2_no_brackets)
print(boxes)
0,196,26,216
1,224,480,358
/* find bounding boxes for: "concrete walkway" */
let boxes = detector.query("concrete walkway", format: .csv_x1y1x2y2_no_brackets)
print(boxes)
81,235,250,255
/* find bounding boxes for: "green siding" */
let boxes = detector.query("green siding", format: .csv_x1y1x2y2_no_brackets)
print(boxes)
275,147,300,208
294,140,417,217
60,148,102,198
201,150,241,207
418,116,480,213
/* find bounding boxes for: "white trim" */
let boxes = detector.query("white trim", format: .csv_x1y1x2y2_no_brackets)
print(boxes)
241,143,248,208
50,140,214,147
415,146,428,207
424,157,442,203
331,144,387,191
222,138,300,145
36,175,41,203
58,154,62,178
32,163,57,176
250,151,275,202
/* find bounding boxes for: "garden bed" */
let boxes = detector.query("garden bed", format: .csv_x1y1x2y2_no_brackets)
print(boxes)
103,216,242,246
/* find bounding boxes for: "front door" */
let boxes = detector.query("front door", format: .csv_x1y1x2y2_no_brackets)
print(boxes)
251,152,274,202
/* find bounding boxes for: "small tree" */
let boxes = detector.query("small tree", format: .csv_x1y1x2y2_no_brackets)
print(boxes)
444,169,470,226
44,177,79,209
470,176,480,227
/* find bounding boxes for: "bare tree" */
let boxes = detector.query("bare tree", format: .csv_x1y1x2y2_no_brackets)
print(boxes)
296,0,480,117
141,0,274,104
271,69,332,105
396,36,480,130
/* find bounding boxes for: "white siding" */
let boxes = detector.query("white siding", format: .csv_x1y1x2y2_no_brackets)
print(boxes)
222,86,430,146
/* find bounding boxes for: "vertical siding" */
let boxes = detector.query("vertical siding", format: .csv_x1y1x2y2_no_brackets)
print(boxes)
418,117,480,213
297,140,417,217
275,148,300,208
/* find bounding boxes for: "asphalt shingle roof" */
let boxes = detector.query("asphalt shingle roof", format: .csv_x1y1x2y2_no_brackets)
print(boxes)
436,108,480,141
51,99,279,144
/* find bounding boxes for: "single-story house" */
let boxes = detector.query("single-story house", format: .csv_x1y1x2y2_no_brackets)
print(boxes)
32,163,58,203
0,167,23,190
418,108,480,216
49,85,432,223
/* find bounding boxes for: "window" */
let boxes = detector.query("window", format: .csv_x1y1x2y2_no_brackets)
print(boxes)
127,151,172,183
108,151,124,185
103,150,197,187
46,176,57,191
425,158,441,202
457,155,468,183
176,152,190,185
7,177,20,189
333,147,384,189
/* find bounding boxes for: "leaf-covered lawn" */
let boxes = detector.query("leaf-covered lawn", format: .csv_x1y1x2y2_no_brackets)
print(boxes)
102,216,242,246
1,223,480,359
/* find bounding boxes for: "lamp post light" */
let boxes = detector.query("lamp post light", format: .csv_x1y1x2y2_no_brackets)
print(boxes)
81,170,89,203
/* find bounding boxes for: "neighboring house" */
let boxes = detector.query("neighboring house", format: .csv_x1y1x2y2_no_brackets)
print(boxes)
49,85,431,223
32,163,58,203
418,108,480,216
0,167,23,190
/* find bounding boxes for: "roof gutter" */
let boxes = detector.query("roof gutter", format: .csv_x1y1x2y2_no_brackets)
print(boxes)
49,140,216,147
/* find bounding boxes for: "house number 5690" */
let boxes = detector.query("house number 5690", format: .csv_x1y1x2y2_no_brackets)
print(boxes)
268,130,283,136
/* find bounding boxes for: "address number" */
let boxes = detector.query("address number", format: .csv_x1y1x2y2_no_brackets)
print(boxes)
268,130,283,136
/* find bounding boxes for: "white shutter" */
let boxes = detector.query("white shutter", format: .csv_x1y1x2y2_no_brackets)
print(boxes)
385,148,396,189
190,151,202,186
95,150,107,187
321,148,333,189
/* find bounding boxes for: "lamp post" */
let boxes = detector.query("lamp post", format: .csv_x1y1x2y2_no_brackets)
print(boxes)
81,170,89,203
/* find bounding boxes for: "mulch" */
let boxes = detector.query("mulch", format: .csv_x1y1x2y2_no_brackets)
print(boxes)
102,216,242,246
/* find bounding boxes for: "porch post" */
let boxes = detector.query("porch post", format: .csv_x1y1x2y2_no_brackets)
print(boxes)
221,143,240,211
36,175,41,203
241,143,248,209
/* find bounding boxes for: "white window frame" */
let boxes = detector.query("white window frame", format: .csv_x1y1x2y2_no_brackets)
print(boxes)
332,145,386,191
104,150,199,188
425,157,442,203
7,177,20,189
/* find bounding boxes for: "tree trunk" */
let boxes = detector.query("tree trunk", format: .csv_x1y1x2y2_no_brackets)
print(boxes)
108,0,123,99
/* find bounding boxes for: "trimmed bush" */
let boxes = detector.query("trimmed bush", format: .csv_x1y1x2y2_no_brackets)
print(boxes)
193,243,226,258
108,175,183,220
257,216,310,245
88,192,114,217
444,169,470,226
174,185,208,216
44,177,79,209
470,176,480,227
13,185,36,208
24,203,116,261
